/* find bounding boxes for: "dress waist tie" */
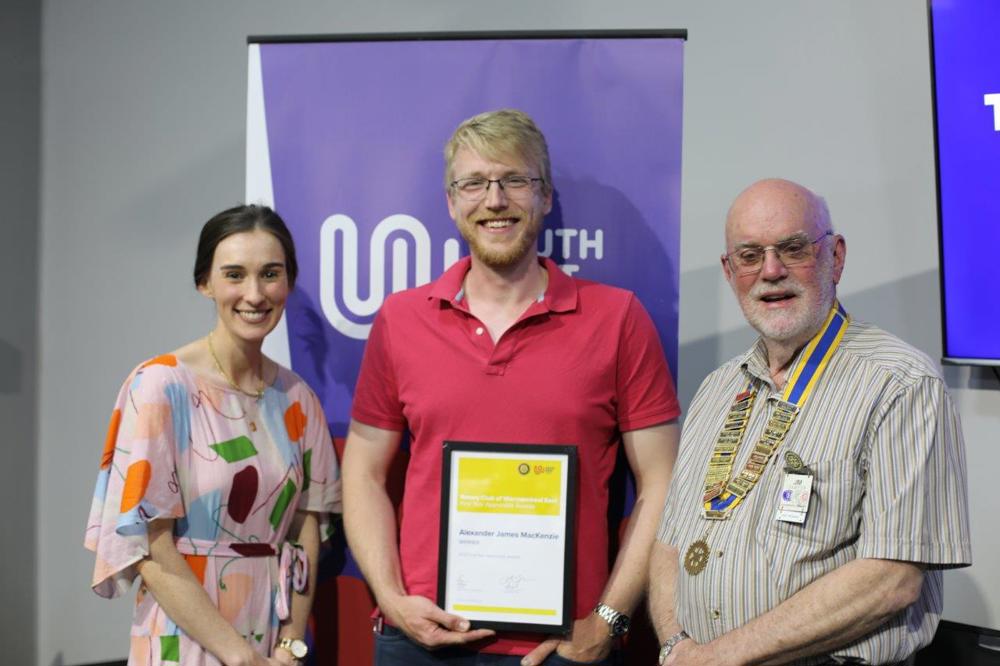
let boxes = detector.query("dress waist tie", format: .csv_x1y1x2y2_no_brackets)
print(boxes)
172,537,308,620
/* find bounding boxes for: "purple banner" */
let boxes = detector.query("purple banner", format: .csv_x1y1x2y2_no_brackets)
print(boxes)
251,36,684,438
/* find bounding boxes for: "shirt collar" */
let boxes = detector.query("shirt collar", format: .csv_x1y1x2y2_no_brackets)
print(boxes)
741,338,772,383
740,330,837,389
427,256,578,313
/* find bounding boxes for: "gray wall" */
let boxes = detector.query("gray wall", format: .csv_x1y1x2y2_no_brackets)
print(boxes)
1,1,40,666
36,1,999,665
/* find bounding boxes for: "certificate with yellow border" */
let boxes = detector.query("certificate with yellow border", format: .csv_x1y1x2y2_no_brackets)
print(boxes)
438,441,577,634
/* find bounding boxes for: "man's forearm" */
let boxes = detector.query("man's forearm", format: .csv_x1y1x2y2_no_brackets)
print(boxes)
599,423,679,614
599,479,668,614
342,422,496,649
341,420,410,613
342,465,406,607
648,541,683,641
698,558,924,666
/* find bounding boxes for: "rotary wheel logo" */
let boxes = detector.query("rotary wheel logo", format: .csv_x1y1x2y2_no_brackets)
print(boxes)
518,463,530,475
683,539,710,575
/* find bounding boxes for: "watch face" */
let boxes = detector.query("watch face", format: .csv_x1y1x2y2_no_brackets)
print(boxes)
290,639,308,659
613,615,630,635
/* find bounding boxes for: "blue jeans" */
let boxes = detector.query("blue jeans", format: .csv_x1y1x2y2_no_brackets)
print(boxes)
373,626,617,666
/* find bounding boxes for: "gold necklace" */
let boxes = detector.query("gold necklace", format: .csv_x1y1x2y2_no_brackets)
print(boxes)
684,303,850,576
206,332,265,400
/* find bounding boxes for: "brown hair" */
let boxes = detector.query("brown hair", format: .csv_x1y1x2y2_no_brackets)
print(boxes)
193,204,298,288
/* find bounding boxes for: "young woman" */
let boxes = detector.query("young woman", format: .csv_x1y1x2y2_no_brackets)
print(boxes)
85,204,341,666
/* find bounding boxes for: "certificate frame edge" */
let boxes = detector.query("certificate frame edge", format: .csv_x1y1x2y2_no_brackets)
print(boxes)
437,441,578,634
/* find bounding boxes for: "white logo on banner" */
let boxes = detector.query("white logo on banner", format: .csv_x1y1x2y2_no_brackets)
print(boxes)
538,228,604,276
320,214,606,339
320,214,461,339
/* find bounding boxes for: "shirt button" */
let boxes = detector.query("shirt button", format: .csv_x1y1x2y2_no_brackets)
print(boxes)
717,550,724,558
475,326,484,336
711,609,721,620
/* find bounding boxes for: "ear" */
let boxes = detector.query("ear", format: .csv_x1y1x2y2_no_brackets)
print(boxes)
831,235,846,284
446,188,458,222
721,253,734,283
197,281,214,299
542,187,553,216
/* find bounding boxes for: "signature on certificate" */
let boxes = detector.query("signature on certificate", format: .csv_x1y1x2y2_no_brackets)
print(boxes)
502,574,529,591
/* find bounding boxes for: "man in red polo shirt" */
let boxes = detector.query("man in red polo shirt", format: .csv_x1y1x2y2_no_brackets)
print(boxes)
342,109,681,666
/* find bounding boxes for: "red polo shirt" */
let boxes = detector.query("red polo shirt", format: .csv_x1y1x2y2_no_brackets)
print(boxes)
352,256,680,654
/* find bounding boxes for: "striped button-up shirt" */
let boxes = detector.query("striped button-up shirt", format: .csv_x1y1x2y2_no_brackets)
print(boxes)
657,319,971,664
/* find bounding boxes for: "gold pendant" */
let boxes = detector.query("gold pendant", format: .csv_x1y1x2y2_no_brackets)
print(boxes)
784,450,804,470
684,539,710,575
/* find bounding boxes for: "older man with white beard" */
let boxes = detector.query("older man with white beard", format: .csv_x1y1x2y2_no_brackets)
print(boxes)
648,179,971,666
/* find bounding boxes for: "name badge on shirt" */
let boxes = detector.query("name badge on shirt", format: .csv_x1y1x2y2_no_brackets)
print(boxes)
775,472,813,524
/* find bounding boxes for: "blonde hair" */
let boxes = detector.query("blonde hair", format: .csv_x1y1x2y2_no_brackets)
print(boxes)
444,109,552,193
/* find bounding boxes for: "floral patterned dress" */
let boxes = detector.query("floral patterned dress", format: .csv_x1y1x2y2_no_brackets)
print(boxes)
85,354,342,665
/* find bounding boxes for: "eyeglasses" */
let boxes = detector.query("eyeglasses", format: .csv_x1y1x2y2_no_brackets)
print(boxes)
725,230,833,276
449,175,545,202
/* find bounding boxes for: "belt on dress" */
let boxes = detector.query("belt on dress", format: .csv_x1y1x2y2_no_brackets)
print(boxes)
173,537,308,621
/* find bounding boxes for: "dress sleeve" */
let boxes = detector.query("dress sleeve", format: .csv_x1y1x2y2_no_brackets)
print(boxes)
856,375,972,567
294,386,343,542
83,358,187,598
616,293,681,432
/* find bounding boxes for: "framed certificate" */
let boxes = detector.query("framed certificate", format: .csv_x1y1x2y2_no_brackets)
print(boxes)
437,441,577,634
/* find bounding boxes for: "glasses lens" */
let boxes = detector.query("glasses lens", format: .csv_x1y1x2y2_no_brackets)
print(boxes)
733,248,763,273
502,176,532,190
776,239,813,265
454,178,487,200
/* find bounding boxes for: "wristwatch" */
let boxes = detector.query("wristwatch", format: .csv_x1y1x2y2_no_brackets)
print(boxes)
276,637,308,661
658,630,690,664
593,602,631,637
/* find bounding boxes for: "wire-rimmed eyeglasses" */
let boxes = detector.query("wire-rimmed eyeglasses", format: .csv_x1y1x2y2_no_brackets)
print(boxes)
725,230,833,276
449,175,545,202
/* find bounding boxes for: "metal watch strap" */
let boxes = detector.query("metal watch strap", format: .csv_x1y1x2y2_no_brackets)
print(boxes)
276,637,308,660
593,602,630,636
658,630,690,664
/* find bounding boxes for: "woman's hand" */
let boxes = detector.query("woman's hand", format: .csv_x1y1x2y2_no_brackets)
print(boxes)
270,647,299,665
232,650,287,666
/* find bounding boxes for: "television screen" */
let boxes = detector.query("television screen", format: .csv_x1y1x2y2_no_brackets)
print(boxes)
930,0,1000,366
